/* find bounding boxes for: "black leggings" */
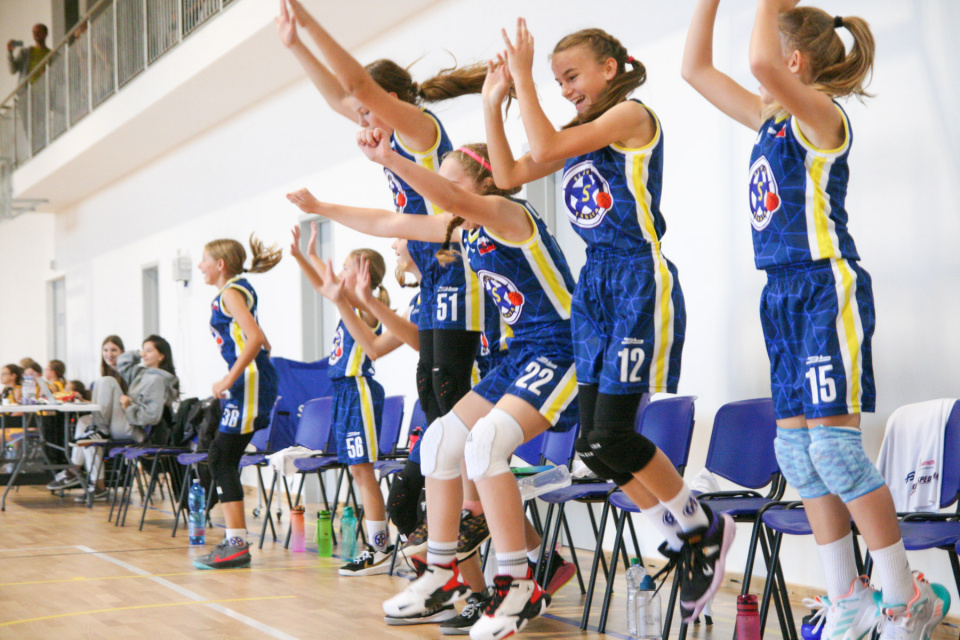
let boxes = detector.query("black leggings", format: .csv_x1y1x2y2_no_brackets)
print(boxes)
207,430,254,503
577,384,657,484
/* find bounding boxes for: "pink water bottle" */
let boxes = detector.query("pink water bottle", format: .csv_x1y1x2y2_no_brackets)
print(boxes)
290,506,306,552
737,594,761,640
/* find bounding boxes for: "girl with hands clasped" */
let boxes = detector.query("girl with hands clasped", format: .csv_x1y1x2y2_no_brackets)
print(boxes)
290,225,398,578
193,236,281,570
486,19,732,623
682,2,949,638
289,132,578,640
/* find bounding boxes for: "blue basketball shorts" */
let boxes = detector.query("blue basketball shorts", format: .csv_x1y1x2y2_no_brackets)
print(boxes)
571,246,685,394
470,335,578,433
219,358,278,435
331,376,385,465
760,258,876,420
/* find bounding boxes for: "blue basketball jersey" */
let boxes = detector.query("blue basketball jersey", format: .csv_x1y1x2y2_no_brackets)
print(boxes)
209,277,272,373
460,200,576,341
748,104,860,269
560,100,667,251
406,291,422,326
328,317,381,380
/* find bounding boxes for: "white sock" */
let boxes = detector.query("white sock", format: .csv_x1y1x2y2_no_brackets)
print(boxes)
366,519,388,551
817,533,859,600
663,485,709,533
226,528,245,542
497,549,529,579
527,548,540,563
871,540,915,607
426,539,458,566
643,502,685,552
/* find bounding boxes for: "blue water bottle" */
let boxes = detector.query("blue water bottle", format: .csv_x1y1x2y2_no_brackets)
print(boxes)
340,505,358,562
188,480,206,545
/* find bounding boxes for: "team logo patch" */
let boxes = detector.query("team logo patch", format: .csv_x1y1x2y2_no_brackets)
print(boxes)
478,270,525,325
561,160,613,229
210,328,224,347
748,155,780,231
328,326,345,365
383,168,408,211
478,236,496,255
480,332,491,357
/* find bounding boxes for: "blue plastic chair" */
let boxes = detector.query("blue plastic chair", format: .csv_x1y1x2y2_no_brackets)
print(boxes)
596,395,698,635
373,396,407,481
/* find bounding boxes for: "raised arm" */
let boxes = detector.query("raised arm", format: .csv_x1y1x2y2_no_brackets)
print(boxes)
277,0,357,122
358,128,531,242
748,0,842,148
289,224,328,293
355,256,420,352
682,0,764,130
286,0,436,150
481,57,561,189
286,188,450,244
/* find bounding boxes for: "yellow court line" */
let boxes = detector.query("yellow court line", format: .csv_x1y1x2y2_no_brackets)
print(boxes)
0,561,341,587
0,595,296,627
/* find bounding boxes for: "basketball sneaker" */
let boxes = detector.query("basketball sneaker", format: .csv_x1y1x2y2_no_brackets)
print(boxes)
677,504,735,623
193,537,251,570
441,591,491,635
878,573,950,640
339,544,395,576
802,576,880,640
383,561,471,618
469,574,551,640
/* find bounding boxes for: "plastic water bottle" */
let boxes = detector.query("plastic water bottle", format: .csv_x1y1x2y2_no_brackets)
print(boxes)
290,505,306,552
736,594,762,640
187,480,206,545
626,558,646,637
340,505,358,562
801,612,823,640
517,465,572,501
22,377,36,404
636,575,662,639
316,510,333,557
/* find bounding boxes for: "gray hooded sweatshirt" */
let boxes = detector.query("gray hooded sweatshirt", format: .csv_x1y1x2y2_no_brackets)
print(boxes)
116,351,179,427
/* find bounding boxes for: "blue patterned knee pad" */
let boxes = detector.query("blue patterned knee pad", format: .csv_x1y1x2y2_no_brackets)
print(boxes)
773,428,830,499
808,426,885,503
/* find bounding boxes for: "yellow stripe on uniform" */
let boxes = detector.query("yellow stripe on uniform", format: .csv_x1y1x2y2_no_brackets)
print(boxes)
540,364,578,425
805,154,840,260
356,377,379,462
524,236,572,318
831,259,864,413
459,243,484,331
229,321,258,434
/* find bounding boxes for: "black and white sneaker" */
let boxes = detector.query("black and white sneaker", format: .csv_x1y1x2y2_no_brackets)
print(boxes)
47,469,82,490
75,430,109,446
385,603,457,626
339,544,395,577
441,591,490,635
469,574,550,640
677,504,735,623
74,486,109,502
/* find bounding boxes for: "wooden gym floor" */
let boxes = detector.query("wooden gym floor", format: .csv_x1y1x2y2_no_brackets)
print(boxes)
1,484,957,640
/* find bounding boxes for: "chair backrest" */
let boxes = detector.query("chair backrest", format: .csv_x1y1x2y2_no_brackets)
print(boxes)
704,398,779,489
939,401,960,509
267,357,332,451
639,396,697,474
406,399,429,444
514,431,547,466
294,397,334,452
541,425,579,467
378,395,406,457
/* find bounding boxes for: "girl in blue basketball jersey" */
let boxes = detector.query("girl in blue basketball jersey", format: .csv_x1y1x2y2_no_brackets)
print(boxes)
484,22,732,621
277,0,496,432
288,136,578,640
682,2,949,638
194,237,282,570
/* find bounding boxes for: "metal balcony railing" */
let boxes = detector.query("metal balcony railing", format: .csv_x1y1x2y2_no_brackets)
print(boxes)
0,0,236,220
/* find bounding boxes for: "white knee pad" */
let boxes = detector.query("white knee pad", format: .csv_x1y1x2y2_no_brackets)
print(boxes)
419,412,470,480
464,408,524,481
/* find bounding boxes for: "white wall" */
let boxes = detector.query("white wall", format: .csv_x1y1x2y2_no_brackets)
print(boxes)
0,211,55,364
3,0,960,602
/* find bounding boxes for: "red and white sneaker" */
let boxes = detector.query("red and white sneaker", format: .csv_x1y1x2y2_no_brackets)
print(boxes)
469,574,551,640
383,561,471,618
878,572,951,640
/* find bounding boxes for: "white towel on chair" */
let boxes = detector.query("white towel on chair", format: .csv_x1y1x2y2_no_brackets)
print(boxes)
267,446,320,478
877,399,957,512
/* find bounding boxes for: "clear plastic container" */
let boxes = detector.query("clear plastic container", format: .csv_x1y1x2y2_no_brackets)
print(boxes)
187,480,206,545
636,575,662,639
626,558,646,637
290,506,306,552
517,465,571,501
340,505,358,562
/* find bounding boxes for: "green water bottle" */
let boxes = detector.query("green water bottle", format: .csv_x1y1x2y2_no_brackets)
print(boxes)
316,510,333,557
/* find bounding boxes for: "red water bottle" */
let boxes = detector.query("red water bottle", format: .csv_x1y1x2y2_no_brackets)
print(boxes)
737,594,761,640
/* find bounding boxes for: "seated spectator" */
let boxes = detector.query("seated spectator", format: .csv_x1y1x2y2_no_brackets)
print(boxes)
48,335,180,500
1,363,23,404
45,359,66,393
21,360,55,401
65,380,90,402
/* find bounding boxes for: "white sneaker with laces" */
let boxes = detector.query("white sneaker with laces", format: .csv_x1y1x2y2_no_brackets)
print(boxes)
802,576,880,640
382,562,470,618
469,575,550,640
878,573,950,640
338,545,394,576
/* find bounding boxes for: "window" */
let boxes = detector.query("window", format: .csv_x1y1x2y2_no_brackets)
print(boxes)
300,219,336,361
47,277,67,360
142,265,159,337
